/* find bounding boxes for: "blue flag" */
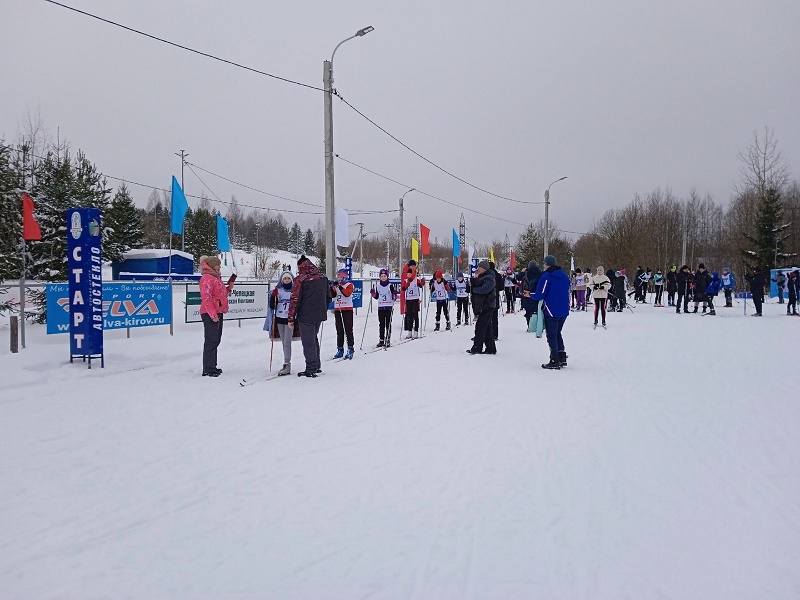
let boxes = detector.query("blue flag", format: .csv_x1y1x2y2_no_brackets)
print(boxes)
170,176,188,234
452,229,460,258
217,215,231,252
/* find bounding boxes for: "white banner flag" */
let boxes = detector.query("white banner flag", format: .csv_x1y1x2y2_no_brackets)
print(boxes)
335,206,349,247
468,245,474,264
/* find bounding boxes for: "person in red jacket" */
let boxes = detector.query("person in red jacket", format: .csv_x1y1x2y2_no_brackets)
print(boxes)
400,260,425,339
198,255,233,377
331,268,356,359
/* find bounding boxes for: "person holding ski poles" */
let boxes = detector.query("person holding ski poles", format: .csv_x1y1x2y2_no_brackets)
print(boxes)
330,268,356,359
370,268,397,347
503,266,516,313
591,266,611,328
454,271,471,326
429,269,452,331
675,265,691,314
401,259,425,339
721,267,736,307
705,271,722,316
666,265,678,306
269,271,296,376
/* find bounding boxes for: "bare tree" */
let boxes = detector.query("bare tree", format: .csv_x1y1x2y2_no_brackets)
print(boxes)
737,127,790,197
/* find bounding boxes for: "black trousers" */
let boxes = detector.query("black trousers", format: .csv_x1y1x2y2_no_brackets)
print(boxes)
491,308,499,339
593,298,607,324
456,297,470,323
753,293,764,315
724,289,733,306
676,290,689,312
201,313,224,372
378,308,393,341
334,310,354,348
299,321,322,371
435,301,450,323
504,288,515,312
654,286,663,304
707,294,715,311
472,309,496,353
787,294,797,314
667,290,676,304
404,299,420,332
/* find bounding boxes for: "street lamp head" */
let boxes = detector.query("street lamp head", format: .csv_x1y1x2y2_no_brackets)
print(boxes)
356,26,375,36
557,176,567,182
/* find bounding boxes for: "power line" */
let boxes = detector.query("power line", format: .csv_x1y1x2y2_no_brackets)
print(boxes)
335,154,528,227
337,96,541,205
39,1,540,208
40,0,324,92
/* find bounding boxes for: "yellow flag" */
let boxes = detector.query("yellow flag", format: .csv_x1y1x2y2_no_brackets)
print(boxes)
411,238,419,262
490,247,495,263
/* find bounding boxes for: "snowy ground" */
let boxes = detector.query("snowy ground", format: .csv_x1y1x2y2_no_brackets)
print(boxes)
1,292,798,599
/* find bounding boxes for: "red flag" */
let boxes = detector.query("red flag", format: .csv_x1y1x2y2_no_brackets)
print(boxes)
22,193,42,241
510,249,516,269
420,223,431,255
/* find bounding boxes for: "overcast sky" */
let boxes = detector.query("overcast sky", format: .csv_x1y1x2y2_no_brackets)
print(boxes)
3,0,799,247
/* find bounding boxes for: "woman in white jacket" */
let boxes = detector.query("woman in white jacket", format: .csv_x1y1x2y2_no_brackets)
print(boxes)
591,266,611,329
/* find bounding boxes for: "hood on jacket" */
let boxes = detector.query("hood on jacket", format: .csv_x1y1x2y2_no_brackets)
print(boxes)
298,259,322,278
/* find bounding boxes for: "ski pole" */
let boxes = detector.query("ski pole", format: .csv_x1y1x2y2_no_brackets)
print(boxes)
269,312,276,372
359,290,373,350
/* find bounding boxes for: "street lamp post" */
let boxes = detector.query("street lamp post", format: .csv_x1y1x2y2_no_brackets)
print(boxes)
323,26,374,280
399,188,415,276
385,224,395,268
543,176,567,259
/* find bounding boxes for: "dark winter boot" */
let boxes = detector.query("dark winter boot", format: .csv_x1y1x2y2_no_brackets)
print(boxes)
541,356,561,370
434,322,440,331
676,307,681,314
693,307,698,313
333,347,344,359
376,339,385,348
445,321,451,331
455,319,461,326
702,306,707,314
297,370,318,378
559,351,568,367
708,310,716,316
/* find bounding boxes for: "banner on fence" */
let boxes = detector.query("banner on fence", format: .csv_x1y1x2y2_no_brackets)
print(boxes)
328,279,364,310
185,283,269,323
47,282,173,334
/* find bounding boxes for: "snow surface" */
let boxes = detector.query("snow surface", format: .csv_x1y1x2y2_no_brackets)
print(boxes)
1,293,798,598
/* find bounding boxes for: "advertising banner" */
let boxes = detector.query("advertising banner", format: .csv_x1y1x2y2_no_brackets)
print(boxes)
185,283,269,322
47,282,173,334
66,208,103,361
328,280,364,310
470,258,479,278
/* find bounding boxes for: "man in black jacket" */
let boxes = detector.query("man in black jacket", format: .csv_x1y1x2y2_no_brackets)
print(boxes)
288,255,332,377
745,267,766,317
675,265,691,313
467,261,497,355
666,265,678,306
489,261,503,341
692,263,711,313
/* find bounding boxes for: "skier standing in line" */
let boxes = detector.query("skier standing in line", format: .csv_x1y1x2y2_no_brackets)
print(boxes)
692,264,711,313
430,269,452,331
612,270,627,312
467,260,497,355
370,268,397,347
666,265,678,307
653,268,665,306
269,271,297,376
330,268,356,359
607,269,618,311
591,266,611,329
531,255,571,370
503,266,516,313
721,267,736,307
745,266,766,317
401,259,425,338
574,268,587,311
705,270,722,316
634,266,645,302
520,260,542,328
454,271,471,326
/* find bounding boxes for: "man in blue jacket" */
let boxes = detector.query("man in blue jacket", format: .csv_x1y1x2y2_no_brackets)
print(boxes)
531,255,571,370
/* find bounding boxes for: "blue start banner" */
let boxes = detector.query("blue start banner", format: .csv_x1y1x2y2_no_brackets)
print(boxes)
66,208,104,360
47,282,173,334
470,258,479,278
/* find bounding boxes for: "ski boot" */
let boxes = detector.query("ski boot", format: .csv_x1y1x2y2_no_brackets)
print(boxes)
559,351,568,368
332,347,344,359
693,307,698,313
455,319,461,326
708,310,716,316
434,322,440,331
603,323,607,329
376,339,385,348
593,323,597,330
702,306,707,314
445,321,451,331
345,347,355,360
278,363,291,376
297,370,318,378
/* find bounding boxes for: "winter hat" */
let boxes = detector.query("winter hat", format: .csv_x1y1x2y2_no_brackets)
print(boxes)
434,269,443,280
620,268,627,275
597,266,604,274
712,271,719,278
698,263,706,270
408,259,417,267
337,268,349,279
456,271,464,278
505,266,513,274
379,268,389,277
280,271,293,282
297,255,309,267
615,270,621,277
200,255,221,269
543,255,557,267
477,259,490,271
528,260,539,270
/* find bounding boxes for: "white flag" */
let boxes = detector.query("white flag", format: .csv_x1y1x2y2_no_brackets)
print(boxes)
570,254,575,273
335,206,349,247
468,245,474,264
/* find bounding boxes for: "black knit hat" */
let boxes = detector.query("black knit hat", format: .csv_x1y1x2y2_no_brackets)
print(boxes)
297,255,309,267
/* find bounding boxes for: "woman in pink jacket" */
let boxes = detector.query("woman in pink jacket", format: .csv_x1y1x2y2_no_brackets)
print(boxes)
199,255,232,377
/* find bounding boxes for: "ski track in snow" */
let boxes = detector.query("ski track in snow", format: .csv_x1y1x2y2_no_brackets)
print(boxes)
1,295,799,598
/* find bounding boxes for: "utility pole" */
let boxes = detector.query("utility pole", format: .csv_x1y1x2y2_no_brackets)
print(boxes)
175,150,188,252
681,209,687,267
399,188,415,277
356,222,365,277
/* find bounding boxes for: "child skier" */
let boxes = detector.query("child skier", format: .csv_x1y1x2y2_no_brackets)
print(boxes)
721,267,736,307
454,271,471,326
503,266,516,313
574,268,587,311
430,269,452,331
269,271,297,376
705,271,721,315
370,268,397,347
331,268,356,359
401,260,425,339
591,266,611,328
653,268,665,306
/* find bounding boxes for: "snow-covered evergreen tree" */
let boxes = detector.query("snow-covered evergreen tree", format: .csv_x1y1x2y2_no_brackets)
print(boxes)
185,207,217,266
742,187,795,270
303,228,315,255
104,183,143,263
0,143,23,283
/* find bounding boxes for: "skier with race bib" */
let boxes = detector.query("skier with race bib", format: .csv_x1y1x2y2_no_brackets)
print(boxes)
370,268,397,347
269,271,296,376
401,260,425,339
454,271,471,326
331,268,356,359
429,269,452,331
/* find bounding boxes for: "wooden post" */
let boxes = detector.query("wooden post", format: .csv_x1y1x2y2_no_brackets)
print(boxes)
10,316,19,353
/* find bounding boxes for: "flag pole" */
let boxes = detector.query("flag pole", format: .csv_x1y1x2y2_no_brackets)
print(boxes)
168,204,174,336
20,236,26,349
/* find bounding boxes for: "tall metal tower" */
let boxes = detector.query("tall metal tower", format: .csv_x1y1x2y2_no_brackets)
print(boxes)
459,213,466,253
